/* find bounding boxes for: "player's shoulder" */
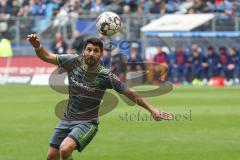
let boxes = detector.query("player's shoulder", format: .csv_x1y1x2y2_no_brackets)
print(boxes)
98,66,111,75
57,54,79,62
57,54,81,67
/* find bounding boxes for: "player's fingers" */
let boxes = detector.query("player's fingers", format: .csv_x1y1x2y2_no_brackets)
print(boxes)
163,112,172,119
33,34,38,39
160,112,172,120
31,34,37,40
166,114,173,120
27,35,33,41
27,34,31,39
27,34,34,40
152,111,172,121
33,34,40,41
27,34,38,40
27,34,33,39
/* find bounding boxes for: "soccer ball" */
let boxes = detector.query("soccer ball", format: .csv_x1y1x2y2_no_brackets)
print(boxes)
96,11,121,37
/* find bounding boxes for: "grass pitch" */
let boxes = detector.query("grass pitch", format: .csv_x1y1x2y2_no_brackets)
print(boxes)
0,85,239,160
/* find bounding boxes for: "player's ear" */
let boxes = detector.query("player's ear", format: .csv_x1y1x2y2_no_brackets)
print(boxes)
82,48,86,55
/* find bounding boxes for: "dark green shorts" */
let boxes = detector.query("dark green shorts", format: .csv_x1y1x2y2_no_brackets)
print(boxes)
50,120,98,152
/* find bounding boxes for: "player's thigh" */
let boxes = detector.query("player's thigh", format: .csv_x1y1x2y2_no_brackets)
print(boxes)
68,123,98,152
46,146,60,160
50,126,69,150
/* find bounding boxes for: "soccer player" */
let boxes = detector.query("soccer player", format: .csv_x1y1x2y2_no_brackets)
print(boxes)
172,44,189,84
218,46,229,78
226,47,240,84
153,47,168,83
27,34,172,160
189,44,204,81
202,46,220,80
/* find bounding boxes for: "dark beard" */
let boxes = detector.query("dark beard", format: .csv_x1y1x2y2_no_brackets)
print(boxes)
85,57,97,66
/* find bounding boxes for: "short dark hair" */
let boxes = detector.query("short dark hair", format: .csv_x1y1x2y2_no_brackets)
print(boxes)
207,46,213,51
83,37,103,52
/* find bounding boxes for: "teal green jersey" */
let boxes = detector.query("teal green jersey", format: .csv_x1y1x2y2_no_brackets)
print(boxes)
56,54,127,123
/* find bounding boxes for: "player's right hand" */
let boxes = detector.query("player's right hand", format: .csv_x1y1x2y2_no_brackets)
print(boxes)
27,34,41,49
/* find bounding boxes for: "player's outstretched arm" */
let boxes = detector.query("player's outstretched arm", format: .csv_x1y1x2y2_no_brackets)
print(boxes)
27,34,57,65
122,88,172,121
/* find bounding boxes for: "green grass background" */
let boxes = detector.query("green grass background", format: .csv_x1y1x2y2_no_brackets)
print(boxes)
0,85,239,160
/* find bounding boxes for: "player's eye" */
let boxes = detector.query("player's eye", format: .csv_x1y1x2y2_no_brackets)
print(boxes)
94,49,99,53
87,48,92,52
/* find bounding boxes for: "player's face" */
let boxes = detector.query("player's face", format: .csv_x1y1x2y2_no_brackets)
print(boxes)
83,44,103,67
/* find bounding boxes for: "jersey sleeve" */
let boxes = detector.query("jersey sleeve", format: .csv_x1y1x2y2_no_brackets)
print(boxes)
105,72,127,94
56,54,78,70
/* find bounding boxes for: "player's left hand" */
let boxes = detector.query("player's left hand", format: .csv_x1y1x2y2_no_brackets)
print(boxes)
151,108,173,121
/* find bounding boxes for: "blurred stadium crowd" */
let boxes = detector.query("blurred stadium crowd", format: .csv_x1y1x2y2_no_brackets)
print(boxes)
0,0,240,18
0,0,240,86
0,0,239,38
46,32,240,85
99,42,240,86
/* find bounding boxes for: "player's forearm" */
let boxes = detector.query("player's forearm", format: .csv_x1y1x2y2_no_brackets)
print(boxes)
124,88,155,113
35,47,57,65
135,95,155,113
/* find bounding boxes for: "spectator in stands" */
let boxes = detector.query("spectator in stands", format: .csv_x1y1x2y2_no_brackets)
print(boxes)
120,0,138,13
91,0,106,13
50,32,68,55
10,0,20,17
76,2,84,15
16,2,32,38
0,0,11,19
226,47,240,84
111,49,128,82
137,0,153,13
153,46,168,83
127,42,144,72
17,2,30,17
214,0,235,19
214,0,225,6
101,49,111,68
224,0,240,17
218,46,228,77
189,43,204,81
72,31,85,54
4,0,20,39
123,4,131,14
150,0,166,14
0,34,13,57
178,0,194,13
82,0,92,15
2,0,240,18
29,0,46,16
52,6,60,16
172,44,189,83
192,0,209,13
64,0,79,18
232,0,240,15
202,46,220,81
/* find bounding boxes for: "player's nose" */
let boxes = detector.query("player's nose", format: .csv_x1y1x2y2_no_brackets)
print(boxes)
89,51,94,56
